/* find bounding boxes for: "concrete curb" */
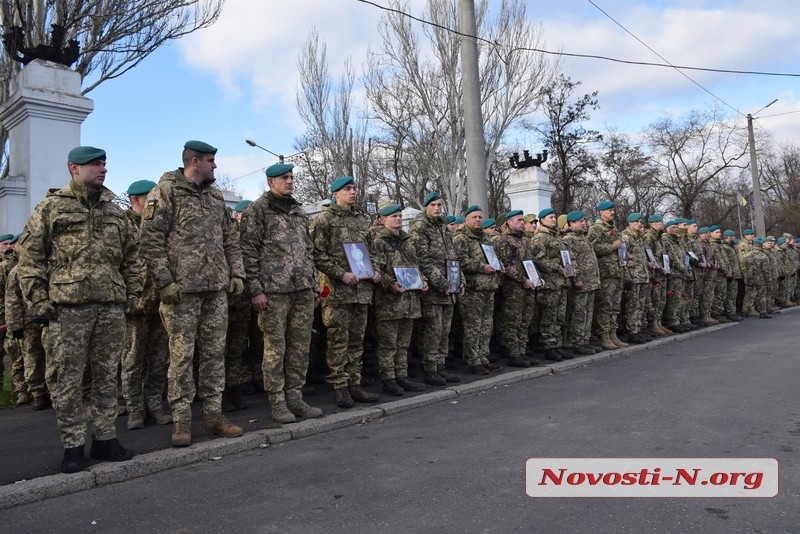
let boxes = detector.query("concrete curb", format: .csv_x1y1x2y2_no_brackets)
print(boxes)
0,319,746,510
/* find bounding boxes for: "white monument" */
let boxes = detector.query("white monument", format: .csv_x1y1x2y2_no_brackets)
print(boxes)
506,165,555,218
0,60,93,234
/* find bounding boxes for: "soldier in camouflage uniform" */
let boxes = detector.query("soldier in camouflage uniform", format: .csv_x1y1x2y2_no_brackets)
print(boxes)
372,203,427,396
139,140,245,447
120,180,171,430
643,215,670,335
721,230,743,320
661,220,691,332
708,226,731,322
621,213,650,344
587,200,628,350
785,236,799,305
5,234,50,410
0,233,16,396
531,208,571,361
695,227,719,325
311,176,381,408
562,211,600,356
737,229,756,315
742,238,770,318
682,220,704,328
494,210,539,366
18,146,140,473
408,192,461,386
776,237,793,307
453,205,502,374
2,237,29,404
762,237,780,312
240,163,323,423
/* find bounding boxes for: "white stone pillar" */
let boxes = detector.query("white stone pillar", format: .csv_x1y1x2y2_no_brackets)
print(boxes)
506,166,555,217
0,60,93,234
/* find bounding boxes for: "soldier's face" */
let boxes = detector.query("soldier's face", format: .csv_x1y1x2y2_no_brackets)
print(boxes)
688,224,698,235
269,172,294,197
465,211,483,230
426,199,444,218
524,221,537,233
600,208,615,222
541,213,557,229
70,159,107,190
0,240,10,253
667,225,679,235
195,154,216,183
711,230,722,239
334,184,357,207
506,215,525,232
383,212,403,231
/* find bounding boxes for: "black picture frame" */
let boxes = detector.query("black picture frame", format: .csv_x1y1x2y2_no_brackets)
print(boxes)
394,267,424,290
446,259,461,294
343,241,375,280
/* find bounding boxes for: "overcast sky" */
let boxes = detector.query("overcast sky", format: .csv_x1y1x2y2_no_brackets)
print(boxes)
79,0,800,201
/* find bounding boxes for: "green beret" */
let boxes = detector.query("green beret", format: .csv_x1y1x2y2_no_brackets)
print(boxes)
0,233,13,242
734,238,740,245
126,179,157,196
674,218,687,224
685,219,696,225
723,230,736,237
446,215,456,223
481,218,496,229
626,212,642,223
538,207,554,219
234,200,253,212
567,210,584,222
454,217,464,224
266,163,294,177
464,205,482,217
330,176,355,193
708,224,720,232
648,214,663,223
523,214,538,223
423,191,442,206
753,238,763,245
665,220,678,227
379,203,402,217
765,236,775,242
597,200,614,211
794,237,800,243
9,233,21,244
743,229,754,235
68,146,106,164
698,227,709,235
505,209,523,221
777,237,787,245
184,140,217,154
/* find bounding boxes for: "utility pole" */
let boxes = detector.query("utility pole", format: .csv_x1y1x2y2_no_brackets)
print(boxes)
747,98,777,238
458,0,487,209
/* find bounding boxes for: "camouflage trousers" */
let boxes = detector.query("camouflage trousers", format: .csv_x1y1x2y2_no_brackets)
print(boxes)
23,328,47,398
595,275,622,335
419,301,454,372
663,276,686,327
741,283,754,314
648,278,667,324
122,312,169,417
458,290,495,366
321,301,368,389
3,335,26,396
787,274,797,303
257,290,314,404
623,283,647,334
681,279,696,323
49,303,125,448
160,290,228,422
765,279,777,308
566,289,595,347
226,294,253,387
711,277,728,317
747,284,767,314
376,318,413,380
498,284,536,357
724,279,740,316
777,277,787,304
698,275,715,319
536,288,567,349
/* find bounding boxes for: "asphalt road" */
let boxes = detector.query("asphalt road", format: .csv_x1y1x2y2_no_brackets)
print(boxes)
3,311,800,533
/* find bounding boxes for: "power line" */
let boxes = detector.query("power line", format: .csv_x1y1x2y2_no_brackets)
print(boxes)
354,0,800,80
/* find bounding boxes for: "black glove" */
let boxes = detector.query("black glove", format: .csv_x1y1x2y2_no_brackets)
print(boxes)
12,329,23,339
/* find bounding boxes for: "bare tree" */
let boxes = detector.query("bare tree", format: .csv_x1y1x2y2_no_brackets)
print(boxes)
643,105,748,218
524,75,601,214
0,0,224,175
759,142,800,233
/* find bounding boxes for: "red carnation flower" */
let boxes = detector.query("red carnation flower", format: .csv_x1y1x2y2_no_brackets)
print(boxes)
320,285,331,299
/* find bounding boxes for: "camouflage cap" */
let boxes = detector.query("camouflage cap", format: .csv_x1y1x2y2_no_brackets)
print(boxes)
557,214,568,229
184,140,217,154
523,214,538,223
68,146,106,164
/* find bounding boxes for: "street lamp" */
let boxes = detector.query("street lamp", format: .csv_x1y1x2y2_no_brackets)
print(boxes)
245,139,285,162
747,98,777,237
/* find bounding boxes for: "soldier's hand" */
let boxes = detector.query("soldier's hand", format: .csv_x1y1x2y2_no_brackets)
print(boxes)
482,264,496,274
33,300,58,321
160,283,182,305
251,292,268,311
523,279,535,290
372,271,381,284
421,281,429,293
574,279,584,289
391,281,405,294
342,272,359,286
228,276,245,295
614,239,622,249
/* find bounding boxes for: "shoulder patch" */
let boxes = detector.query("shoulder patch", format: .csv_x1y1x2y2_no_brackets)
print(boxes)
143,198,157,220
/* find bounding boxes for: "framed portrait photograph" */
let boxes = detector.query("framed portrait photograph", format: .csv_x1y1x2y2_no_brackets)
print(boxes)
618,242,629,266
662,254,671,274
645,247,657,264
394,267,424,290
446,259,461,294
343,241,375,280
522,259,544,288
481,243,502,271
560,249,575,278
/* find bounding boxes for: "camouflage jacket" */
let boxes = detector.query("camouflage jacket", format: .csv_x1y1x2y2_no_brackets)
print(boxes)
683,235,704,281
587,219,622,279
409,213,457,305
495,228,534,290
661,232,687,275
742,248,768,286
530,225,568,290
240,192,316,295
764,249,781,278
643,227,666,279
124,209,158,314
311,201,375,305
710,238,730,278
737,239,754,262
18,180,142,306
0,249,16,325
139,169,244,293
787,247,800,274
372,227,423,321
562,229,600,292
5,263,40,332
621,228,649,284
721,241,742,279
453,226,500,292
